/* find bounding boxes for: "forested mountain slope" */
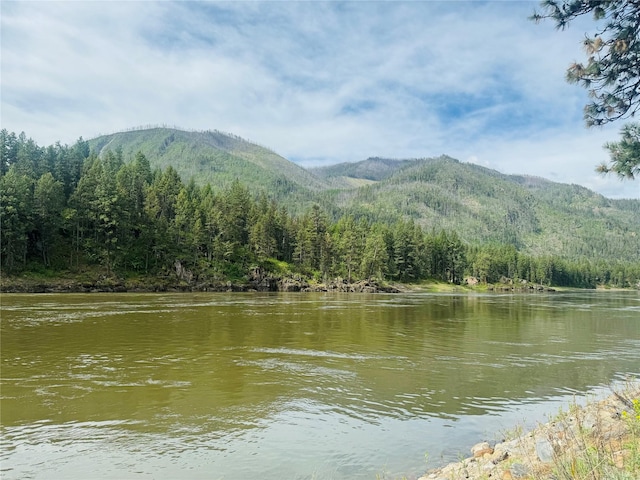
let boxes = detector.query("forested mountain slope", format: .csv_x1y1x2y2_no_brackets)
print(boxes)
87,129,640,262
310,157,420,187
318,156,640,262
88,127,328,200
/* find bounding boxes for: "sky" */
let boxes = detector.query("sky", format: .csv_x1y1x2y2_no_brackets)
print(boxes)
1,1,638,199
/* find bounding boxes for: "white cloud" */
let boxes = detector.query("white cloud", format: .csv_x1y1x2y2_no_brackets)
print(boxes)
1,1,637,199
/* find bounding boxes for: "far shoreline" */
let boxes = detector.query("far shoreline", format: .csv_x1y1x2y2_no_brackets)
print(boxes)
0,271,613,295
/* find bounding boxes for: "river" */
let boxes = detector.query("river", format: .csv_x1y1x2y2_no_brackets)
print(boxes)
1,291,638,479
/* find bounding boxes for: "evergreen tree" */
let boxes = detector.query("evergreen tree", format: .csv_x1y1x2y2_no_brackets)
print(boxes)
145,166,183,268
0,129,18,176
391,219,426,282
115,152,153,271
249,195,278,260
0,167,33,270
93,152,127,273
13,132,44,180
69,155,101,263
360,223,389,281
332,215,365,283
33,173,65,267
220,180,252,264
599,123,640,179
532,1,640,178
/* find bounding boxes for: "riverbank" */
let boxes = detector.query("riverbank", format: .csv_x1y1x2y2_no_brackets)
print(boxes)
1,266,626,294
0,270,401,293
419,381,640,480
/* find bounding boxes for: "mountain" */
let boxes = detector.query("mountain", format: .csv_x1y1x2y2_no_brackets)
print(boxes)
87,128,640,262
88,127,328,203
310,157,420,187
317,155,640,261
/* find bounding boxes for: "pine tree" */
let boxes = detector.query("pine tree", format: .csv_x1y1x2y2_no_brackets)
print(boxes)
33,173,65,267
360,223,389,281
0,167,34,270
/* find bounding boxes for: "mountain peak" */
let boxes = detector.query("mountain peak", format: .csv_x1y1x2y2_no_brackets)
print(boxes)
88,127,328,194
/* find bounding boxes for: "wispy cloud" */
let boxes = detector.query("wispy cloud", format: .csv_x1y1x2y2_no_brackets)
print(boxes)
1,1,637,198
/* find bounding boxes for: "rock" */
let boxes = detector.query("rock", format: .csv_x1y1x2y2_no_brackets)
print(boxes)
580,411,597,430
491,450,509,464
471,441,494,458
419,384,640,480
174,260,193,284
535,437,554,463
509,463,529,478
482,461,498,474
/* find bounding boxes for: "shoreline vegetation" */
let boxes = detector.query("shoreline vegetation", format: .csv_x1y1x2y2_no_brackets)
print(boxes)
417,380,640,480
0,269,581,294
3,271,636,294
0,274,399,294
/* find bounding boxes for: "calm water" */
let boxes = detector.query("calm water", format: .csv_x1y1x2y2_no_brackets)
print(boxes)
1,291,639,479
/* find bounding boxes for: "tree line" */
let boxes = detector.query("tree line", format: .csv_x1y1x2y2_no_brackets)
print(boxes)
1,129,639,288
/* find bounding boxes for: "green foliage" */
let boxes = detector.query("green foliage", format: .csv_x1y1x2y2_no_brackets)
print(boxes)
532,1,640,126
33,173,65,267
311,157,419,184
87,127,327,208
600,123,640,179
466,244,640,288
2,129,640,289
326,156,640,265
532,1,640,180
360,223,389,281
82,129,640,264
0,167,34,270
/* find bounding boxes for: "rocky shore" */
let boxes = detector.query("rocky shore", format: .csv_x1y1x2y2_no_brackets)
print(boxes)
420,383,640,480
0,271,401,294
249,268,401,293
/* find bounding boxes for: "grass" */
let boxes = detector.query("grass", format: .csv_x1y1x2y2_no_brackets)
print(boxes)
399,280,473,293
517,381,640,480
543,388,640,480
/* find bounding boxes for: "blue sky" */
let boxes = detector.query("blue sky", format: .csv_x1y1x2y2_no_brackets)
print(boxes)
1,1,638,198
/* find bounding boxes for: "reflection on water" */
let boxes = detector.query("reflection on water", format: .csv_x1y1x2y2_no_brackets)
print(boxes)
1,291,639,479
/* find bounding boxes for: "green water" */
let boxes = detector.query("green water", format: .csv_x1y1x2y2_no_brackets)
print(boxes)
1,291,639,479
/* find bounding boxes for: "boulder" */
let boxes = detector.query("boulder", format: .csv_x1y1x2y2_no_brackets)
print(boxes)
471,441,494,458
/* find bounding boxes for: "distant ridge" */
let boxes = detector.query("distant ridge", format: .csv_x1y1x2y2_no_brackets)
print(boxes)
310,157,422,186
314,155,640,261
